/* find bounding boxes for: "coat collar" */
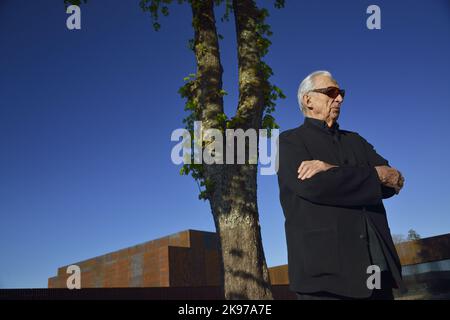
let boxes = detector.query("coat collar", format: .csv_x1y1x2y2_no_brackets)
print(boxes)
303,117,340,137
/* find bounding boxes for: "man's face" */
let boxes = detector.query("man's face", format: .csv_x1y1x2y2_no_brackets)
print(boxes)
303,75,344,125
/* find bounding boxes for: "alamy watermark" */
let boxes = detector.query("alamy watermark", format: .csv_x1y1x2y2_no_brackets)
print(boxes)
66,264,81,289
66,5,81,30
171,121,279,175
367,5,381,30
366,265,381,290
64,5,380,31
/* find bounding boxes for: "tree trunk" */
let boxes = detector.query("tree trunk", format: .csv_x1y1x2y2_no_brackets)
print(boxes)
214,164,273,300
190,0,273,300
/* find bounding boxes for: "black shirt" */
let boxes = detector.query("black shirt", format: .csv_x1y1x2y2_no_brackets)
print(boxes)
304,117,389,271
276,116,406,297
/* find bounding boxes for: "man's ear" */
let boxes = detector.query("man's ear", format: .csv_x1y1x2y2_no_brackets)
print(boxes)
302,94,313,110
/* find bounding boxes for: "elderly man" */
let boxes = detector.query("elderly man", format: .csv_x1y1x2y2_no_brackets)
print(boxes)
277,71,406,300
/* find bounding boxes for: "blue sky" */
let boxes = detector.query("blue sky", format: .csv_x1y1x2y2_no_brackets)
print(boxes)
1,0,449,288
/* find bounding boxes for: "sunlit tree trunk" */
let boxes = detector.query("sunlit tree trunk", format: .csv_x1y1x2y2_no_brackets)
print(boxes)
190,0,273,300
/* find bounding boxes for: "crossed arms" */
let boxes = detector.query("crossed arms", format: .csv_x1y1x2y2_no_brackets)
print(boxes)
298,160,404,194
277,134,405,207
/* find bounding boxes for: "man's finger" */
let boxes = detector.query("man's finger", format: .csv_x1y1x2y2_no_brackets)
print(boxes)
298,167,308,179
304,168,319,179
298,160,311,173
298,163,311,179
301,168,312,180
303,167,318,180
297,160,309,173
297,162,304,173
300,167,312,180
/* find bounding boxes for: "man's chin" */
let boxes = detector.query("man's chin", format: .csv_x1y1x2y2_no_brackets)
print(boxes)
331,114,339,122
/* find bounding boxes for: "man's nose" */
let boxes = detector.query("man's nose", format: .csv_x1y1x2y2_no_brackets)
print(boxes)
334,94,343,103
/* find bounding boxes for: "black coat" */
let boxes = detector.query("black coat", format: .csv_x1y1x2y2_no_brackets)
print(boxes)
277,117,406,298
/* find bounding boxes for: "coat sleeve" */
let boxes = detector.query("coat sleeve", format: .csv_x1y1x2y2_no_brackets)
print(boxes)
358,135,397,200
277,133,383,206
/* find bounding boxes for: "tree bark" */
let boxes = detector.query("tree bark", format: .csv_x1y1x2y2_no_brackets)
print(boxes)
233,0,268,129
190,0,273,300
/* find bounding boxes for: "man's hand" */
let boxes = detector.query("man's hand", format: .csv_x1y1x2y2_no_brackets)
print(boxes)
375,165,405,194
297,160,338,180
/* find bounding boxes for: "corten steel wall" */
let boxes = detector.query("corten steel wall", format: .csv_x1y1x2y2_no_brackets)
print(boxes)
395,233,450,265
168,231,222,286
268,233,450,285
49,230,450,290
48,230,222,288
267,234,450,299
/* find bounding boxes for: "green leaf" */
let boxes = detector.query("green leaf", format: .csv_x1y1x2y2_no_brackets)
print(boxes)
274,0,285,9
161,6,169,16
153,22,161,31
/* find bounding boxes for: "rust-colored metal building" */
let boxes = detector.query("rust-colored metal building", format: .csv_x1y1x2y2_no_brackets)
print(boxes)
48,230,222,288
49,229,450,298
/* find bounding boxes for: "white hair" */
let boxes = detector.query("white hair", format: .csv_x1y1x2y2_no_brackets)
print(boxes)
297,70,335,115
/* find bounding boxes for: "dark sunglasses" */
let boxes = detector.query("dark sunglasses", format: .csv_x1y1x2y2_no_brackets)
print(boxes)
309,86,345,99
